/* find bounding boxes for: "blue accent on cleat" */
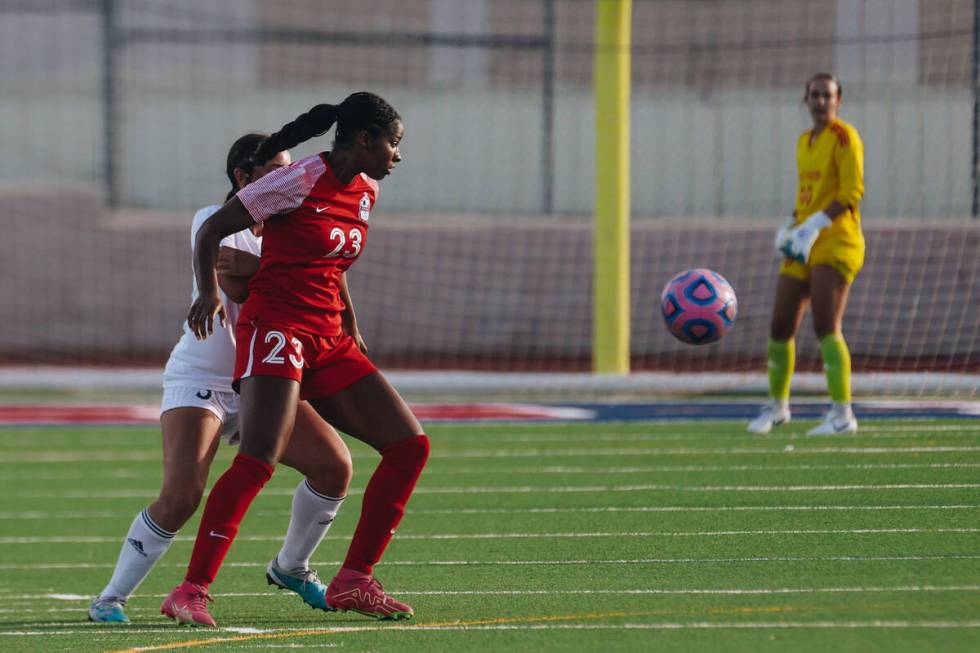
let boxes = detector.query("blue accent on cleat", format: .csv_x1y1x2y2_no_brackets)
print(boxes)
266,558,335,612
88,597,130,623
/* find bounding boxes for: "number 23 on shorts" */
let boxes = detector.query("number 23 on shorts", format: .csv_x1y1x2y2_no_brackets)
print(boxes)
238,323,306,382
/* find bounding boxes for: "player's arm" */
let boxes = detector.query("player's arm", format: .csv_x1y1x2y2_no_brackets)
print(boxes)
834,126,865,211
189,157,320,338
339,272,367,353
216,246,261,304
187,198,255,339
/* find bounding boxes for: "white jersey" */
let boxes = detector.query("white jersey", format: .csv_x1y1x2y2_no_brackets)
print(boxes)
162,205,261,392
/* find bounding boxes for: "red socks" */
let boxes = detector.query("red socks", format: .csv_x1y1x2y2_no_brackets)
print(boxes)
186,453,273,587
343,435,430,575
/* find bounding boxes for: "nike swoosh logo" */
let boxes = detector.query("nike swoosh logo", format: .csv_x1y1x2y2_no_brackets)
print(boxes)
209,530,230,540
315,206,330,213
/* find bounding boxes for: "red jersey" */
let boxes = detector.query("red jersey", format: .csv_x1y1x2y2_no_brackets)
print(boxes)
236,153,378,336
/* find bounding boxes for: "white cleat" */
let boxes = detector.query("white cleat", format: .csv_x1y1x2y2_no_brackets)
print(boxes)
747,400,791,434
807,405,858,436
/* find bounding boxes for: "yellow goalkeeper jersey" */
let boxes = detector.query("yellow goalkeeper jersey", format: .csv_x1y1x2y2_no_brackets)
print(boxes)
795,117,864,245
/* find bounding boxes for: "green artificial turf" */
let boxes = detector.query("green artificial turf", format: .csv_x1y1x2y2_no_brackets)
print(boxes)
0,419,978,652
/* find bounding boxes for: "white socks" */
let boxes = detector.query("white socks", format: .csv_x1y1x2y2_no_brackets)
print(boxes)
98,509,175,600
97,481,343,600
276,479,345,571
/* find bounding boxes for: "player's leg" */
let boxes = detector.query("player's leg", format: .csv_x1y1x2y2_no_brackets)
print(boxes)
748,271,810,434
90,397,222,623
266,401,353,611
161,376,299,627
308,371,428,620
807,264,858,435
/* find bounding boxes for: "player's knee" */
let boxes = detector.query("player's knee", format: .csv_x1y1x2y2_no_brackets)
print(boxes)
154,486,205,528
308,450,353,497
812,320,839,339
770,323,796,341
382,434,430,473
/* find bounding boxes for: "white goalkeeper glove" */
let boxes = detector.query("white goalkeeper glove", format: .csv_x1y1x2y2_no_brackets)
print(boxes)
773,216,796,256
779,211,832,263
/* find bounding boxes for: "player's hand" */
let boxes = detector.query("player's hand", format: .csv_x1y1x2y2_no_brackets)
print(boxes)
187,292,225,340
352,330,368,354
217,246,261,278
345,322,368,353
779,211,832,263
773,216,796,256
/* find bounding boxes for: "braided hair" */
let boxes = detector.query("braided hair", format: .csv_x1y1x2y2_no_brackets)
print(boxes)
249,92,400,169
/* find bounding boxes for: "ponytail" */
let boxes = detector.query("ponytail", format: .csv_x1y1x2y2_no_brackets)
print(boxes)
250,92,401,166
250,104,338,167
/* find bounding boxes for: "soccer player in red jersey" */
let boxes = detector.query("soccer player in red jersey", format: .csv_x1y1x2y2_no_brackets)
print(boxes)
89,134,354,624
161,92,428,625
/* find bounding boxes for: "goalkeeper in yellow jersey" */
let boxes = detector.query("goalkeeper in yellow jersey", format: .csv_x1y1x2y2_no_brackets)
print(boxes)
748,72,864,436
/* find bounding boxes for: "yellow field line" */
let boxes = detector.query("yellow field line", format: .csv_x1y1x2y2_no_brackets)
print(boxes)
102,608,699,653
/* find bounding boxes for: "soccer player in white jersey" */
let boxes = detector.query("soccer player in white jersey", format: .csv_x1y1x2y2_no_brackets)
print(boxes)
88,134,359,623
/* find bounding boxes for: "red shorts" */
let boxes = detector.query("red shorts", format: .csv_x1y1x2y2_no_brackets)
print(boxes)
233,321,377,400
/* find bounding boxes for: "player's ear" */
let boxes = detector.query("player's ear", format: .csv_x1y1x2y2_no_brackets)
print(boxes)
354,130,370,149
233,167,250,189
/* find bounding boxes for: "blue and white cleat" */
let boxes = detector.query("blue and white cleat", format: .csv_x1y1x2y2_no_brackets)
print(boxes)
266,557,335,612
88,596,130,623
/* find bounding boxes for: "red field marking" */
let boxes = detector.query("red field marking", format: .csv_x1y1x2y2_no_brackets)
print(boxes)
0,403,589,425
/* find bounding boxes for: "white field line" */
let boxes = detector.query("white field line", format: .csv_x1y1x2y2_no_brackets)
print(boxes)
0,504,980,520
5,584,979,604
417,462,980,475
5,461,980,483
3,503,979,521
375,621,980,630
422,429,980,444
2,554,979,570
5,445,980,463
1,422,977,447
8,482,980,500
409,504,980,515
428,446,980,458
3,527,979,545
3,620,980,637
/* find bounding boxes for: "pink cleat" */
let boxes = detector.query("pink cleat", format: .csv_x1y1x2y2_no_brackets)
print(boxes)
160,580,217,627
325,574,414,620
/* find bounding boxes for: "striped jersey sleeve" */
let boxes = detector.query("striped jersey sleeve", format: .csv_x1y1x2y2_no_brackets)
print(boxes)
237,154,327,223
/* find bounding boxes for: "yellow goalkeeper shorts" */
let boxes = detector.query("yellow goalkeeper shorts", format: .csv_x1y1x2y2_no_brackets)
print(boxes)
779,230,865,285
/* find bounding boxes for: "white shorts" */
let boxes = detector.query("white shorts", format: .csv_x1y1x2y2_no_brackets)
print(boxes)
160,386,240,443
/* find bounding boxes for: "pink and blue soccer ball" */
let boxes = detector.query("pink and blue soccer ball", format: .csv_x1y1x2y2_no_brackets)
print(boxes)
660,268,738,345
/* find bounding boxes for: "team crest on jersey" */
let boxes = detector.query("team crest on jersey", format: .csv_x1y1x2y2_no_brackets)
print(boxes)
359,192,371,222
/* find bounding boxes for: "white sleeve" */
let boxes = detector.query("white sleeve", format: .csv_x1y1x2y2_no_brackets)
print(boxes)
189,206,221,249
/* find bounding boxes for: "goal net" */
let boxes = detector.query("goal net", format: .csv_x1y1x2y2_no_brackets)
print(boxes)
0,0,976,399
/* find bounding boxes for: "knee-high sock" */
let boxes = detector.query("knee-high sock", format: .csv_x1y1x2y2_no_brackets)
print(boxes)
185,453,273,587
342,435,430,575
768,338,794,401
99,508,175,600
276,480,345,571
820,333,852,403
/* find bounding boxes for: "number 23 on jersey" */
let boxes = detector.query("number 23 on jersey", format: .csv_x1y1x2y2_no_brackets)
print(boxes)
326,226,363,259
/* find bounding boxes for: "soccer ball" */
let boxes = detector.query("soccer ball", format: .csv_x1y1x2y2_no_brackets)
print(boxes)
660,268,737,345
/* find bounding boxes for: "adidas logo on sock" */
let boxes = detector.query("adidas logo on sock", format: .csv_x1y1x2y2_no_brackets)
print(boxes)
127,538,147,557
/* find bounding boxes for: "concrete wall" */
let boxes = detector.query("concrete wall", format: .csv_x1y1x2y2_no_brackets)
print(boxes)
1,1,974,217
3,84,973,218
